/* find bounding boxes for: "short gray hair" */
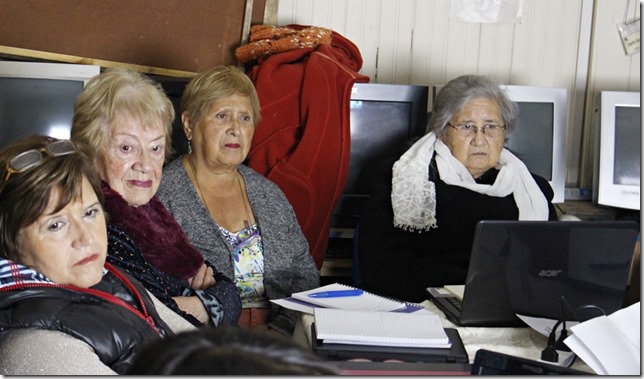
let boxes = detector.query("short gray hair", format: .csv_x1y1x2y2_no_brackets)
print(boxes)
428,75,518,139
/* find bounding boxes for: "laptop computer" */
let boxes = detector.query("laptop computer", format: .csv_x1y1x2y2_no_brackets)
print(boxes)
427,220,526,327
427,220,639,327
502,220,639,321
311,325,469,363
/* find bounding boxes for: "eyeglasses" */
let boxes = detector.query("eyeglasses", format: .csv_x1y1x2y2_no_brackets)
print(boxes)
449,123,506,138
2,139,77,183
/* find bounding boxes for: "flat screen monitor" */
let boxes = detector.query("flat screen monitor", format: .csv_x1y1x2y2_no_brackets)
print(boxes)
593,91,641,211
0,61,101,149
331,83,429,231
433,85,568,203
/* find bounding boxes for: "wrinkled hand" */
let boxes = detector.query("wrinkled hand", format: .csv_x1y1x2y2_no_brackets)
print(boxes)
172,296,210,324
188,263,215,290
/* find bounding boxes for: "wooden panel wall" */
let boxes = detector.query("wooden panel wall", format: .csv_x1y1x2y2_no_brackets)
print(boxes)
0,0,267,75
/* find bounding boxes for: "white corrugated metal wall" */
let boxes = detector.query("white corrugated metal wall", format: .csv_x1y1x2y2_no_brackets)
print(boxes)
275,0,640,188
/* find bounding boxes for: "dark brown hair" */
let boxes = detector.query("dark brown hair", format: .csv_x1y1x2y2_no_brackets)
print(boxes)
0,135,103,262
127,325,338,375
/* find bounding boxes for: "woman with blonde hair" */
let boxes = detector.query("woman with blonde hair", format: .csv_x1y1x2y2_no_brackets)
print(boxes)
72,67,241,327
157,65,319,335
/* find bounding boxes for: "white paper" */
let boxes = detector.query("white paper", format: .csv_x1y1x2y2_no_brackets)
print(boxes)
607,301,640,348
272,295,430,315
564,303,640,375
270,298,315,314
313,308,451,348
450,0,523,24
517,314,579,337
292,283,406,312
443,284,465,300
564,334,605,374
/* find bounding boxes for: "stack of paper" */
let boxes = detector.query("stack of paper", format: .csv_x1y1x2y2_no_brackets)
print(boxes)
564,302,640,375
313,308,451,348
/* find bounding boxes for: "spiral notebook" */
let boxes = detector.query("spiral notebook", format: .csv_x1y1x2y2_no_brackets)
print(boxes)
312,326,469,363
278,283,424,314
313,308,450,348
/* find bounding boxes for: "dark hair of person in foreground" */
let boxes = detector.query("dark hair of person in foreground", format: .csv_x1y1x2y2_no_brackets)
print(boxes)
126,325,338,375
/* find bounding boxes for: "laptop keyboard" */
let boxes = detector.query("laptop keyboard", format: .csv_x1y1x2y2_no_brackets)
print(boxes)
445,297,463,311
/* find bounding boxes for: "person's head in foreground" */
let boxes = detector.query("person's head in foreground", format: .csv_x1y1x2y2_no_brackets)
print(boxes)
127,325,338,375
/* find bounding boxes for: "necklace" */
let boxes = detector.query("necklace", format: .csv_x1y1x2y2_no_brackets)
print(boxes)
186,155,253,229
236,172,254,228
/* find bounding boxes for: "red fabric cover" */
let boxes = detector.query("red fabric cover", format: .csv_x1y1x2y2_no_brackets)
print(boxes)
246,25,369,269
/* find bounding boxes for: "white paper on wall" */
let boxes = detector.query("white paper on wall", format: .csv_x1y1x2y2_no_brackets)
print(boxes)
449,0,523,24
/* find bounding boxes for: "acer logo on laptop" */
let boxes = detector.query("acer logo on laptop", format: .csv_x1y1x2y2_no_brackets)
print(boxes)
538,270,563,277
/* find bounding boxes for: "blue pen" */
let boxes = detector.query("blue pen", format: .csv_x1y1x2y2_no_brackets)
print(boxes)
308,289,364,298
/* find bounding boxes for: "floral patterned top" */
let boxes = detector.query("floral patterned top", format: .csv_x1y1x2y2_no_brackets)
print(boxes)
219,223,270,308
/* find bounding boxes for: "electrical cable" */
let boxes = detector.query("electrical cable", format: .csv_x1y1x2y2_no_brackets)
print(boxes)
541,318,563,362
541,297,568,362
555,298,570,352
540,297,608,364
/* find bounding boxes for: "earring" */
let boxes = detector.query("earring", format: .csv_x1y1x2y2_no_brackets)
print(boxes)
187,138,193,154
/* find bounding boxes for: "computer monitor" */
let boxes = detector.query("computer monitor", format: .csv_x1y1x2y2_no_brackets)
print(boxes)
502,86,568,204
150,75,192,161
592,91,641,211
433,84,568,203
0,61,101,148
331,83,429,231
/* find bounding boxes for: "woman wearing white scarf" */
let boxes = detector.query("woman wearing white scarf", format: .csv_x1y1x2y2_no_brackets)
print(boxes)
392,132,550,231
358,75,557,303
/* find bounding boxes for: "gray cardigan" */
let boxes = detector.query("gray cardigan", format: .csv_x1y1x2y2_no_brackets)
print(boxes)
157,158,320,335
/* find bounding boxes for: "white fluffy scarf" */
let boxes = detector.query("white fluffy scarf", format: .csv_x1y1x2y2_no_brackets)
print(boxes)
391,132,549,232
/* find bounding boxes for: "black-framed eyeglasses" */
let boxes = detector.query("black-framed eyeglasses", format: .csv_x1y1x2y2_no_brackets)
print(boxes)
449,123,506,138
2,139,77,183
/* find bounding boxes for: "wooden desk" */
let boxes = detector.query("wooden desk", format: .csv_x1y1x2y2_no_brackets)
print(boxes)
297,300,595,374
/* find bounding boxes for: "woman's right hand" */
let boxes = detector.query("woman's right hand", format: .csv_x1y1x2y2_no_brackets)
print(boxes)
172,296,211,324
188,263,216,290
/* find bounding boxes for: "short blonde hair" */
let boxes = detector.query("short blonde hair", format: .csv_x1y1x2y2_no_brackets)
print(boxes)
71,67,175,163
181,65,261,127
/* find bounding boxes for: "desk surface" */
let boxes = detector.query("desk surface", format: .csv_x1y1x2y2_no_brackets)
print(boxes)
298,300,594,374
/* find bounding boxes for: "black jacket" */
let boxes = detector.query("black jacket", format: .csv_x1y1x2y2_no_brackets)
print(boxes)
107,224,242,327
0,264,173,374
358,153,558,303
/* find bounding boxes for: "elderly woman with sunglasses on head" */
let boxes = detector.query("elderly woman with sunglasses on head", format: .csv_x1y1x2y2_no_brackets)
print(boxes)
358,75,558,303
71,67,241,328
0,136,195,375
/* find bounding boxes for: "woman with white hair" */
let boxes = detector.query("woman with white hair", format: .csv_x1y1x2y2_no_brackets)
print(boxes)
358,75,557,303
